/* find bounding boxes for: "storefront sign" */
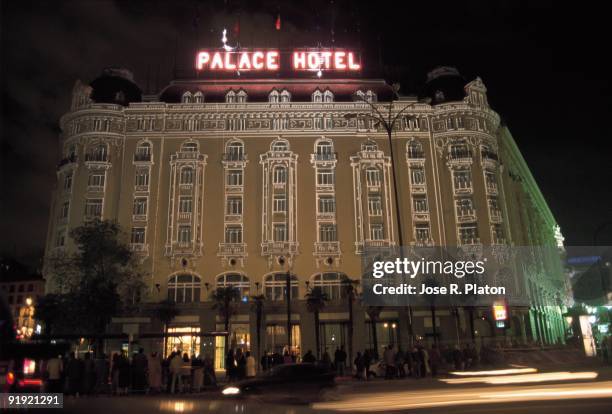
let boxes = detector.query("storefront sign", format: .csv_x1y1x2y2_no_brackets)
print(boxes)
196,49,361,72
493,302,507,321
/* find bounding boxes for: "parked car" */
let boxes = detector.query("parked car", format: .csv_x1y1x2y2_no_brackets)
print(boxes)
221,363,336,404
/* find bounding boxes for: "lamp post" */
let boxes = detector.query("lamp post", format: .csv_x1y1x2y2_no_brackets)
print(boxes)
279,256,293,353
344,84,416,344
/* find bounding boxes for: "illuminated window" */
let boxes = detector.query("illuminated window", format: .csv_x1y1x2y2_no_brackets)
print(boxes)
181,91,193,103
226,90,236,103
268,89,279,103
167,274,201,303
323,90,334,102
264,273,298,301
217,273,250,297
193,91,204,103
311,273,347,300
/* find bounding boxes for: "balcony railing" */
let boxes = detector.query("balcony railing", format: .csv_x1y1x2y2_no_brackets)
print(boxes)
130,243,149,253
312,153,337,161
218,243,247,256
223,153,246,162
58,155,77,169
85,153,110,163
261,241,298,255
134,153,152,162
456,208,476,220
486,183,498,195
314,241,341,254
460,237,481,246
407,149,425,159
481,150,499,162
178,212,192,221
490,208,502,221
449,150,473,161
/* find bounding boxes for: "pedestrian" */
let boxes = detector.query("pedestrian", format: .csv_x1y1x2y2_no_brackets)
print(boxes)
148,352,162,394
261,351,269,372
383,345,396,379
169,351,183,394
363,349,372,380
132,348,148,394
191,354,204,392
181,353,191,391
395,347,406,378
429,345,441,377
117,352,130,395
225,350,236,382
452,345,464,370
236,349,246,380
94,353,109,395
65,352,83,396
334,346,347,376
321,349,332,371
354,352,365,380
246,351,256,378
419,346,429,378
83,352,96,395
203,354,217,387
283,350,292,364
302,350,316,363
45,354,63,393
411,347,421,378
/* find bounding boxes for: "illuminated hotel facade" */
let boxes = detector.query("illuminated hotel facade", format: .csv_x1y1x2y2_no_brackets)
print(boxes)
44,62,570,364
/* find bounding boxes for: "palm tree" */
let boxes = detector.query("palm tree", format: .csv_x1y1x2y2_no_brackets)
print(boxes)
342,278,359,365
305,287,328,360
366,306,382,359
212,287,241,350
154,300,179,357
250,294,266,362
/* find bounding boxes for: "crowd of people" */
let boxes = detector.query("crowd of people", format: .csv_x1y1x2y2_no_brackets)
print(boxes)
41,348,218,396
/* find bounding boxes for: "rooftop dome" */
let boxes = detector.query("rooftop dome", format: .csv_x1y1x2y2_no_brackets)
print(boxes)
422,66,466,105
90,67,142,106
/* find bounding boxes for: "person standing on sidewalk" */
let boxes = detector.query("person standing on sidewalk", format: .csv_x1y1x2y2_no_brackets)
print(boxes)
384,345,396,379
169,351,183,394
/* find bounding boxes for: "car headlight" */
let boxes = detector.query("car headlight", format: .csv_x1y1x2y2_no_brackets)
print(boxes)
222,386,241,395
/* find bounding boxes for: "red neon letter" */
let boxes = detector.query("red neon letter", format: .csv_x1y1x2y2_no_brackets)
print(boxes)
293,52,306,69
211,52,224,69
321,51,332,69
307,52,320,70
267,51,280,70
196,52,210,70
334,51,346,70
253,51,264,69
224,52,236,70
348,52,360,70
238,53,252,70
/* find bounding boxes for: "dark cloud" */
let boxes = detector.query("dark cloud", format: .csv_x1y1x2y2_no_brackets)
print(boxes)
1,0,611,267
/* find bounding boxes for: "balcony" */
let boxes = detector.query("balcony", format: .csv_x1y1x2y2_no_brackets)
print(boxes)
410,184,426,194
85,153,110,163
134,153,152,163
87,185,104,193
314,241,341,255
130,243,149,253
489,208,502,222
453,183,473,195
448,150,473,163
218,243,247,256
312,153,337,161
261,241,298,256
407,149,425,159
135,184,150,193
132,214,147,222
481,150,498,162
222,153,246,163
486,183,498,195
178,212,192,221
492,236,507,245
412,212,430,222
57,155,77,170
460,237,481,246
456,208,476,223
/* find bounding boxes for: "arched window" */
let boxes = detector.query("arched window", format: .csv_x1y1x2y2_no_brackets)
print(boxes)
269,89,279,103
226,90,236,103
264,273,298,301
180,166,194,184
216,273,250,298
181,141,198,152
323,90,334,103
193,91,204,103
236,89,247,103
273,166,287,184
280,89,291,103
135,141,152,162
181,91,193,103
366,90,377,102
311,272,348,300
315,139,334,159
225,140,244,161
312,89,323,102
407,141,423,158
361,140,378,152
167,273,201,303
271,140,289,152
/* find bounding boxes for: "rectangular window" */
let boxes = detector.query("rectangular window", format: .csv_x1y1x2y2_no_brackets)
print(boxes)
273,167,287,184
459,224,479,245
227,170,243,186
368,196,382,216
133,197,148,216
226,196,243,215
179,197,192,213
59,202,70,219
225,226,243,244
410,168,425,185
318,195,336,214
485,171,498,192
178,226,192,243
492,224,505,244
180,168,194,184
488,197,501,218
415,224,430,242
273,223,287,242
316,169,334,186
319,224,337,242
455,198,474,216
366,169,381,186
450,144,471,159
135,168,150,188
273,195,287,213
63,173,73,191
88,173,105,189
85,199,103,218
453,170,472,190
131,227,146,244
55,230,65,247
413,196,428,212
370,224,384,240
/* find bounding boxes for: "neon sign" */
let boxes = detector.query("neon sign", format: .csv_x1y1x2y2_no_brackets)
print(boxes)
195,49,361,72
493,302,507,321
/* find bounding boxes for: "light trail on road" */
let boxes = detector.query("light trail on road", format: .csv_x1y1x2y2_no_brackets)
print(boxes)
440,371,598,385
312,380,612,412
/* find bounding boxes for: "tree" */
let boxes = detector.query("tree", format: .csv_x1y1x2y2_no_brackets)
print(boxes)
34,294,64,337
306,287,328,360
250,294,266,362
154,300,180,356
212,286,241,351
44,219,145,353
366,306,382,359
342,278,359,365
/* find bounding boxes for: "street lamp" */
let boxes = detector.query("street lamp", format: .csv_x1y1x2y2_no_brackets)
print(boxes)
344,84,416,344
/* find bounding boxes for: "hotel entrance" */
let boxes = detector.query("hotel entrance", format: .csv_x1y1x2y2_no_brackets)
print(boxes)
165,326,201,357
214,323,251,370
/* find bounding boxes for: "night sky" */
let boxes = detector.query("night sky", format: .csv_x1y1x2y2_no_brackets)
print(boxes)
1,0,611,268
